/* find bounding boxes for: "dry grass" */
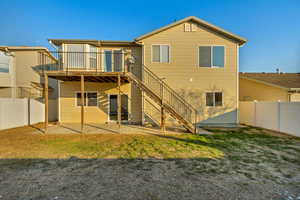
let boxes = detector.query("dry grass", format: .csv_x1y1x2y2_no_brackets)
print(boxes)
0,124,299,199
0,124,224,159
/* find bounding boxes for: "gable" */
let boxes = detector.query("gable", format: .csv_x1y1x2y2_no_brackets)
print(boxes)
135,16,247,45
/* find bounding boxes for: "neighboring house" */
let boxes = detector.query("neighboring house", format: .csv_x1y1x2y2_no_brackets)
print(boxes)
240,72,300,102
0,46,59,121
40,16,247,132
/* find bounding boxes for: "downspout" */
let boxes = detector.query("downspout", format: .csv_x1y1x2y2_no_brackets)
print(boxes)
236,44,240,125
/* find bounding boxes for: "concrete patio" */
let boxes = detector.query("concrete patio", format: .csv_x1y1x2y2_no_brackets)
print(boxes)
34,123,212,135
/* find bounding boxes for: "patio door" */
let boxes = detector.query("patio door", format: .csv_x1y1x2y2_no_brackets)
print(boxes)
109,94,128,121
103,50,123,72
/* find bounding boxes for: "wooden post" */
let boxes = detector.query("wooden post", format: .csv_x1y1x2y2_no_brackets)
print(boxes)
44,73,48,133
161,106,166,132
118,74,121,128
81,75,85,133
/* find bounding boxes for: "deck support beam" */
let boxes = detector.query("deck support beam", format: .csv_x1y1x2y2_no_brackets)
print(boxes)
81,75,85,133
161,106,166,132
44,73,48,133
118,74,121,128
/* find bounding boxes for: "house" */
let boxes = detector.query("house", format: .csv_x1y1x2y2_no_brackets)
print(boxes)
0,46,59,121
40,16,247,133
240,72,300,102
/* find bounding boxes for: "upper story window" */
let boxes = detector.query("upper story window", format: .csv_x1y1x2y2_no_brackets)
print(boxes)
199,46,225,68
0,52,10,73
206,92,223,107
67,44,85,68
89,45,97,69
152,45,170,63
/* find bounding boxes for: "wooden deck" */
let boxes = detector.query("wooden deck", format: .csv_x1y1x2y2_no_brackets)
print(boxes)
42,71,130,83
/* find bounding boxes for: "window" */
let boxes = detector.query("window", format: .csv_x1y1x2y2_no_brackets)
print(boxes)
0,63,9,73
206,92,223,107
152,45,170,63
76,92,97,107
67,44,85,68
89,45,97,69
113,50,123,72
0,52,10,73
199,46,224,67
103,50,112,72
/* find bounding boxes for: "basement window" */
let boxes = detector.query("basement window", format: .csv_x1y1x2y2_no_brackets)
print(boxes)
76,92,98,107
206,92,223,107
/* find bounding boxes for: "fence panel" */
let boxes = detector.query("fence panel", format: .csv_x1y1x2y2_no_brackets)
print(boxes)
256,102,278,131
0,98,45,130
239,101,300,137
279,102,300,137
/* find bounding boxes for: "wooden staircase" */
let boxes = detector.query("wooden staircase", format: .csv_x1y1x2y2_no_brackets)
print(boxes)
127,65,198,133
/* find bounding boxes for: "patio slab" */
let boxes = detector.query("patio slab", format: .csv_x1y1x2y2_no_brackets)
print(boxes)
37,123,192,135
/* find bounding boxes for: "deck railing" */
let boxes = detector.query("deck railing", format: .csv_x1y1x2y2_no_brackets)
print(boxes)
38,51,128,73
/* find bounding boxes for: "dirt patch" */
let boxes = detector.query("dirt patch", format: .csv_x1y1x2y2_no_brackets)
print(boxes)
0,125,299,199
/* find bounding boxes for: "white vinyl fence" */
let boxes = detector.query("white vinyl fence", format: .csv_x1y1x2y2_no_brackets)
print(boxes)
239,101,300,137
0,98,45,130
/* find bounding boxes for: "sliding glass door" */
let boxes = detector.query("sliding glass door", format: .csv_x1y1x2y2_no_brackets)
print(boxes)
103,50,123,72
109,94,128,121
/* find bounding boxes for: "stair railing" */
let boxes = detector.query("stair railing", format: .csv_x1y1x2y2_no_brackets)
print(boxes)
131,64,198,132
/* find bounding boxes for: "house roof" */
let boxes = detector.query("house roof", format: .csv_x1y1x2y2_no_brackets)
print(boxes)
240,72,300,90
0,46,56,61
48,39,140,47
49,16,247,47
0,46,50,51
135,16,247,45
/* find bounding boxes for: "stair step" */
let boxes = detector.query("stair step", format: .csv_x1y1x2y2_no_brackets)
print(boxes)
127,72,197,134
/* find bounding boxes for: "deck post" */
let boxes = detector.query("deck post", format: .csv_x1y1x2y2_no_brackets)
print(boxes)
81,75,85,133
118,74,121,128
44,73,48,133
161,106,166,132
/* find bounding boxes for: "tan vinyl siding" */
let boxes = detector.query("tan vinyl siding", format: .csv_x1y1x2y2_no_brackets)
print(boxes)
140,22,239,124
58,46,143,124
239,78,289,101
60,82,130,123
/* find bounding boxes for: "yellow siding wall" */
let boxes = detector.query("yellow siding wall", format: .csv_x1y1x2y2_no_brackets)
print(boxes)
140,21,239,124
60,81,133,123
59,45,143,124
239,78,289,101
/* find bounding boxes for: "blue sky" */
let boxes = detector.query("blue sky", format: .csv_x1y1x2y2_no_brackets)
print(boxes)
1,0,299,72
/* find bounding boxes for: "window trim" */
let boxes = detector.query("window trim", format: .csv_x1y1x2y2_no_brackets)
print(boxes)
198,45,225,68
151,44,171,64
75,91,98,107
205,92,223,107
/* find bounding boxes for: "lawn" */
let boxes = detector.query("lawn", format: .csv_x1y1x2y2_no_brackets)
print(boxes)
0,125,299,200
